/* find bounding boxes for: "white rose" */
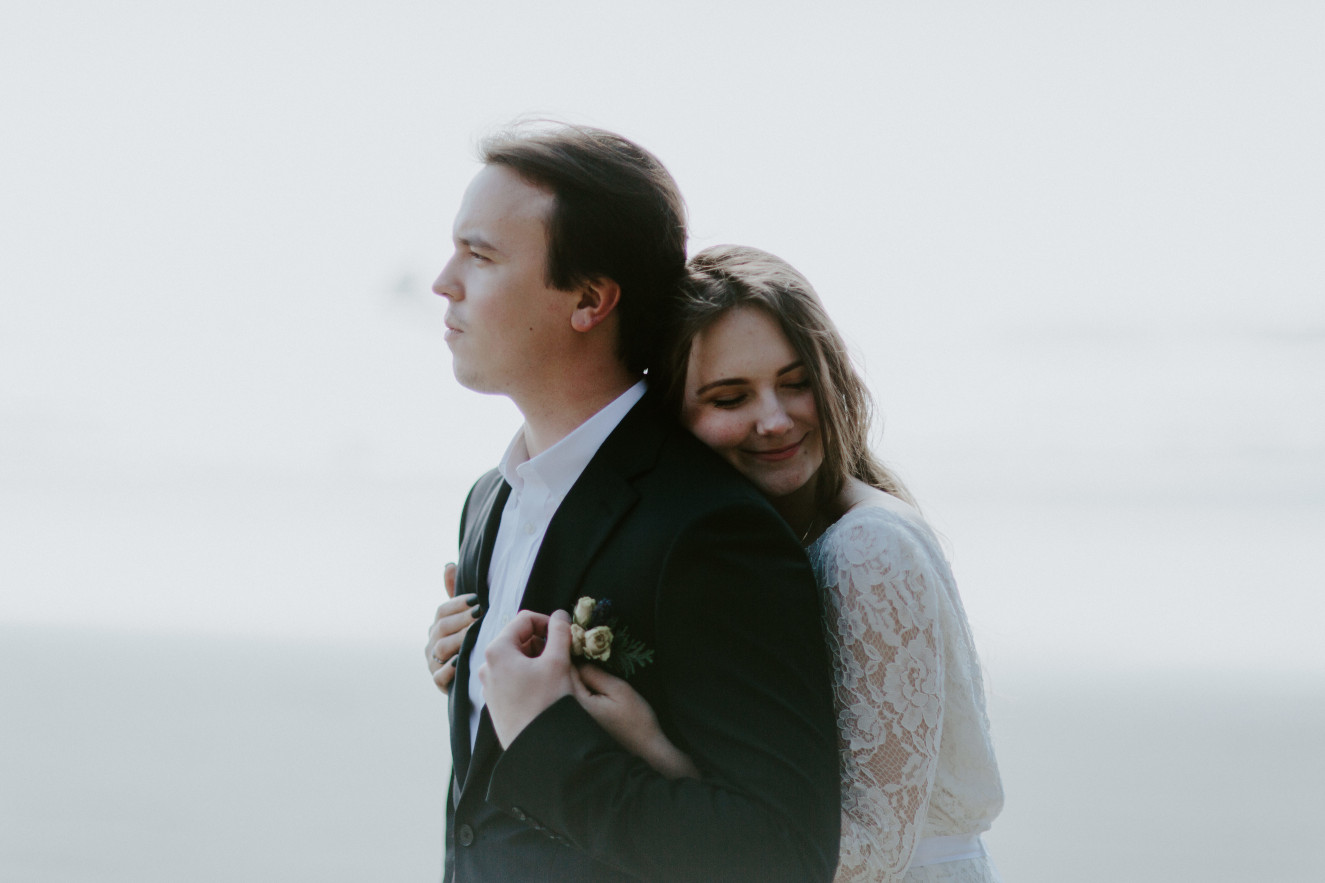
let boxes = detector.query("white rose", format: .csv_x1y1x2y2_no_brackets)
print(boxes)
573,597,597,629
582,626,613,662
570,623,586,657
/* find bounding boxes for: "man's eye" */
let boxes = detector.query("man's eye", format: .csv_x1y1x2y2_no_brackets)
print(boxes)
470,251,490,263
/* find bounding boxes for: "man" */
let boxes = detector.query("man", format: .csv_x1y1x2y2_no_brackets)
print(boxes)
430,124,839,882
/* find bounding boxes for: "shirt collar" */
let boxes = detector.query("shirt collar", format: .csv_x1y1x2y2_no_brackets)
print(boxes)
498,380,647,499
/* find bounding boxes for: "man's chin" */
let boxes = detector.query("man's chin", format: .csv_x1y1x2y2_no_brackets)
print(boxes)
452,372,483,392
451,367,502,396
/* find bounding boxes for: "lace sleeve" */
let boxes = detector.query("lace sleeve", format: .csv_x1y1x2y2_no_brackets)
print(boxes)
816,510,945,882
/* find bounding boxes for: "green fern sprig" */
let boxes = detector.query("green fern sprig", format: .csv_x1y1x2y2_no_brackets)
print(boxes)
608,624,654,679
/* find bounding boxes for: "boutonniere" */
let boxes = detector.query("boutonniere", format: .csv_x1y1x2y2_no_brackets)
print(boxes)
568,596,654,679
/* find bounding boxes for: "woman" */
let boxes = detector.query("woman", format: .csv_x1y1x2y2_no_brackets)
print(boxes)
426,245,1005,882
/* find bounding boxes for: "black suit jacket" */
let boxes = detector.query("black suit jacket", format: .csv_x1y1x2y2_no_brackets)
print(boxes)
444,395,840,883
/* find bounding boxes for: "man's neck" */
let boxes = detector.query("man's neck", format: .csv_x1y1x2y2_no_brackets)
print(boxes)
515,372,639,458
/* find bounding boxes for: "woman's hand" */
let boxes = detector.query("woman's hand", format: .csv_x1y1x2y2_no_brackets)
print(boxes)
424,562,482,692
480,610,574,748
571,663,700,780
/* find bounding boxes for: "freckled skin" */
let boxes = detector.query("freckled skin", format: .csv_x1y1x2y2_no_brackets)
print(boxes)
681,307,824,508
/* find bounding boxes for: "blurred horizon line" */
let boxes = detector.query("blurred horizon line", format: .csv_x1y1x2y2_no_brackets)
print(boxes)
3,441,1321,506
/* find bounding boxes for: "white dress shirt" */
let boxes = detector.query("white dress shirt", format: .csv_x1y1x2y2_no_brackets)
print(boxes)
467,380,647,748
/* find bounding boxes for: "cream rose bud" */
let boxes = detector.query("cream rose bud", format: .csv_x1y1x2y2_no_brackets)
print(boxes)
583,626,613,662
570,623,586,657
573,597,597,629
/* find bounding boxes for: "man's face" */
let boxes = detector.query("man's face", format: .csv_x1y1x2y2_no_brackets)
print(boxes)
432,165,575,397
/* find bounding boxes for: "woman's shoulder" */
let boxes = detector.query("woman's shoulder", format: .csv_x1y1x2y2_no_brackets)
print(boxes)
812,489,945,573
823,485,929,541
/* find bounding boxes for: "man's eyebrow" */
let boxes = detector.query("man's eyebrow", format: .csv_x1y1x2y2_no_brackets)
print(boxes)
457,234,498,253
693,361,804,396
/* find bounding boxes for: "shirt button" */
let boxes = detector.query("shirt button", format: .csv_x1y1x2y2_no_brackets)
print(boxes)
523,523,535,535
509,806,527,821
457,824,475,846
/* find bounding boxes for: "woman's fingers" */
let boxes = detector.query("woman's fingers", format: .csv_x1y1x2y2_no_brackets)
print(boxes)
428,625,469,663
427,597,482,650
443,562,458,599
426,604,480,662
424,579,481,692
432,593,482,627
426,626,465,693
576,661,627,696
432,656,459,690
433,598,482,634
505,610,552,656
569,665,595,702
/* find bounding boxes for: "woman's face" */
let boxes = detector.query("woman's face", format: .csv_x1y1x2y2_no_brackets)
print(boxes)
680,307,824,500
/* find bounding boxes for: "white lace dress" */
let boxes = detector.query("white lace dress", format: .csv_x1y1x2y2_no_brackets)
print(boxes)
808,497,1005,883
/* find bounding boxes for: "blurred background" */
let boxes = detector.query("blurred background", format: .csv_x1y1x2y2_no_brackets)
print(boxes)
3,1,1322,880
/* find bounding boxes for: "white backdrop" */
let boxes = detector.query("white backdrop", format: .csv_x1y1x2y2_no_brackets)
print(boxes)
5,0,1322,673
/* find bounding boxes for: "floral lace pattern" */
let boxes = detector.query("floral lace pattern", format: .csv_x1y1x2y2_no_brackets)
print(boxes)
809,501,1004,882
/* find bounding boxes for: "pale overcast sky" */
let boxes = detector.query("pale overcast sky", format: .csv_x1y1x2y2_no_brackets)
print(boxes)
3,2,1322,668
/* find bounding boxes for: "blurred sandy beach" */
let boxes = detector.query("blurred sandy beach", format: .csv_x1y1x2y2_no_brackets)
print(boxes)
4,623,1322,883
4,470,1325,882
1,626,449,882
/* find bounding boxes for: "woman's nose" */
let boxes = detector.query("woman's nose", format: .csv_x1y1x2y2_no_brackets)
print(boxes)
754,394,793,435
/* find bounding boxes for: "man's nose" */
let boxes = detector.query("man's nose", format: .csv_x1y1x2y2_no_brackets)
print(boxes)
432,263,461,301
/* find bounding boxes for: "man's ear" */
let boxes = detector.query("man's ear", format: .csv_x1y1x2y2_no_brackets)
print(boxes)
570,277,622,333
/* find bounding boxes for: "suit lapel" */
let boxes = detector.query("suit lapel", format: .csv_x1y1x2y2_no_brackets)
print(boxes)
456,472,509,608
459,396,673,795
520,396,668,617
449,474,509,786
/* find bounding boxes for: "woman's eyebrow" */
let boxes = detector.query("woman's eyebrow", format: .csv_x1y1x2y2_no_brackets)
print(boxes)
693,377,746,396
694,361,804,395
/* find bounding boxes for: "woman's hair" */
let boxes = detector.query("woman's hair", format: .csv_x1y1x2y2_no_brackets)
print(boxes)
661,244,915,512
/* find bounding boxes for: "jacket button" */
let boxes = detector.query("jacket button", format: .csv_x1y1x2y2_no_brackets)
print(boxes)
457,824,475,846
509,807,527,821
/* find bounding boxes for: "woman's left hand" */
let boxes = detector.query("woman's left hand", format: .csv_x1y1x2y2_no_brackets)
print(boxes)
425,562,481,692
571,663,700,780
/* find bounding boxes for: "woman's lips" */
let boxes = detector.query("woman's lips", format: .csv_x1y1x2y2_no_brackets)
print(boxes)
745,439,803,462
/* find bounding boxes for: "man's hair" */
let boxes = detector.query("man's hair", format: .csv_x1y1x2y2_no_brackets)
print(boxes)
661,245,916,513
479,123,688,376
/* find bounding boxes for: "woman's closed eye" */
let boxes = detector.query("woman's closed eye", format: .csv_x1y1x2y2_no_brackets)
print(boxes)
711,393,747,409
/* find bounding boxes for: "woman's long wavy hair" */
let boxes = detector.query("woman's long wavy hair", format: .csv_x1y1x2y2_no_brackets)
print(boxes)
660,245,915,515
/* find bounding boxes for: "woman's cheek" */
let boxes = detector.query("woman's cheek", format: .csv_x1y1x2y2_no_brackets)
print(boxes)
691,412,742,453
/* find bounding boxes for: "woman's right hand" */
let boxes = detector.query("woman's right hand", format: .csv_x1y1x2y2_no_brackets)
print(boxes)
571,663,700,780
424,562,482,693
